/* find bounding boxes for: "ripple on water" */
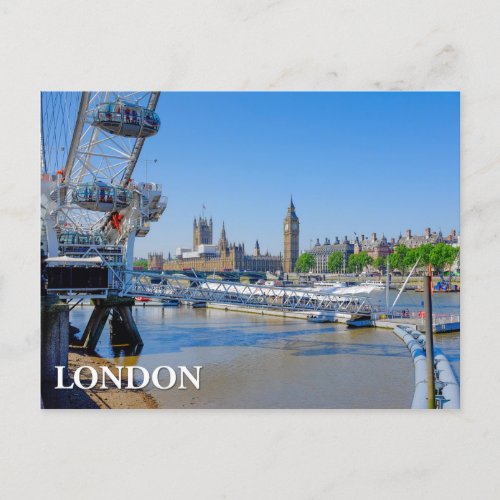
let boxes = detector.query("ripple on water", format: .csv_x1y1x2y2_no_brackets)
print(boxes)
68,305,458,408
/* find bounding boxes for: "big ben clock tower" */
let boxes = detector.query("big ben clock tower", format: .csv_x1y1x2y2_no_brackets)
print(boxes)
283,197,299,273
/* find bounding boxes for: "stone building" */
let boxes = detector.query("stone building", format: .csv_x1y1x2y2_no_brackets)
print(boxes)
148,252,164,271
193,216,213,248
444,229,459,245
396,227,446,248
309,236,354,273
161,216,283,273
305,225,459,275
283,198,300,273
253,240,261,256
354,233,393,260
245,245,283,272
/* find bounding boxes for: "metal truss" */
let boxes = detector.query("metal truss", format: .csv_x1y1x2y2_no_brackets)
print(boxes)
120,271,375,316
41,91,163,258
58,92,160,238
49,258,375,315
53,203,107,235
64,92,158,186
41,92,81,175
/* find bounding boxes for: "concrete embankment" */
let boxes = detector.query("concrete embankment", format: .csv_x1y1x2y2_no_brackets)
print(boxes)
207,302,356,322
207,303,460,333
285,272,460,288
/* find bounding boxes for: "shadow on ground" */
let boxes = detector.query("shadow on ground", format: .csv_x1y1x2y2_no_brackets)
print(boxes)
41,382,99,409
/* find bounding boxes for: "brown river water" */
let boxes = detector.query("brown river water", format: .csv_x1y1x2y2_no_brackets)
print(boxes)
69,291,459,409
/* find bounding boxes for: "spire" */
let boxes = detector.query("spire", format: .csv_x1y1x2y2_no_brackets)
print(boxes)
253,239,260,257
286,196,298,218
218,221,228,253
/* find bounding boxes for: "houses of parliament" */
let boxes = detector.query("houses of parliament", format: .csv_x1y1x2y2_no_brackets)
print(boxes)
148,199,300,274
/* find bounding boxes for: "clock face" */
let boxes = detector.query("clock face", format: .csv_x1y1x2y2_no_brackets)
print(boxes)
292,223,298,231
285,223,289,231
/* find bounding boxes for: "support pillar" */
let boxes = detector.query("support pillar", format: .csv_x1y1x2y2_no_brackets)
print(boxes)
110,305,143,347
80,296,142,351
41,294,69,384
81,303,111,351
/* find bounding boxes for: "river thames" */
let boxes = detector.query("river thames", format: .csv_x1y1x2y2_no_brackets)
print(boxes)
69,290,459,409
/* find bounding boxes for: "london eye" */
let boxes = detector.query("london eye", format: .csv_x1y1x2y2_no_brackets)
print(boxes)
41,92,166,277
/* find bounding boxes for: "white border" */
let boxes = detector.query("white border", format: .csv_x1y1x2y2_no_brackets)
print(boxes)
1,1,498,497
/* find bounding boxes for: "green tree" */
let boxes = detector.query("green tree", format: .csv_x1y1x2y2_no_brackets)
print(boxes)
416,243,433,267
389,245,418,274
430,243,459,274
388,245,410,274
295,252,316,273
133,258,148,270
404,247,420,271
327,251,344,273
446,246,460,277
358,252,373,271
347,252,373,274
373,256,386,273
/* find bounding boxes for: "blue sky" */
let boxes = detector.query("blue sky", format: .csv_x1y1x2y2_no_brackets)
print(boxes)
135,92,460,258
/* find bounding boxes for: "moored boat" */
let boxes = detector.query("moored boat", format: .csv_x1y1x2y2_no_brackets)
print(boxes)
313,281,346,288
191,301,207,308
307,314,330,323
360,280,385,289
161,298,180,307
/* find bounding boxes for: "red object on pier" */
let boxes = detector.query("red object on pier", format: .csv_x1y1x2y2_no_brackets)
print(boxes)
111,212,124,234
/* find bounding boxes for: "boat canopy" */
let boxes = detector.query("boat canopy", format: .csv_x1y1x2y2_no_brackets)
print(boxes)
45,256,104,266
92,100,160,138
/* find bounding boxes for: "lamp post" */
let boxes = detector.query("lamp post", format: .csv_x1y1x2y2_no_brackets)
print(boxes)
424,272,436,409
144,158,157,184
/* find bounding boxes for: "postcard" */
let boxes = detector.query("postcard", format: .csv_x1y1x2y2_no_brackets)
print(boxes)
40,91,460,409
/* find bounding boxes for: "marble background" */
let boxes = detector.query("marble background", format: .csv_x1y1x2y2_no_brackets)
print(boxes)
1,0,499,497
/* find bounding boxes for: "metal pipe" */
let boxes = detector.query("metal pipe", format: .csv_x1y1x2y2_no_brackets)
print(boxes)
389,257,420,314
424,273,435,409
385,257,390,313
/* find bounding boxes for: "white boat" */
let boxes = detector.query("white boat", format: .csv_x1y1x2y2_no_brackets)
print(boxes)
307,314,331,323
361,280,385,289
313,281,346,288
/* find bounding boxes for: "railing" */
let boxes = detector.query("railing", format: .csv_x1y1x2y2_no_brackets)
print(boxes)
44,262,376,316
375,309,460,327
121,271,375,315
